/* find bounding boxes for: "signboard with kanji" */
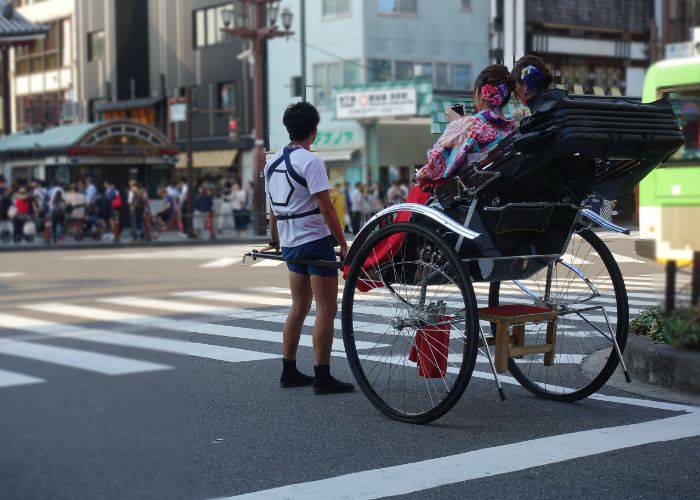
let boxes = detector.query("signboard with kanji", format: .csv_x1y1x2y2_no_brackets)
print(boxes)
336,87,417,120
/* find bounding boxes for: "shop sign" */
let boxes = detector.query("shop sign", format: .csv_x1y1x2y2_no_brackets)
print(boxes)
313,130,355,147
336,87,417,119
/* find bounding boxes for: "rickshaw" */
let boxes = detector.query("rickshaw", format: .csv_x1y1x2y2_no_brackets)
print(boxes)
248,90,684,424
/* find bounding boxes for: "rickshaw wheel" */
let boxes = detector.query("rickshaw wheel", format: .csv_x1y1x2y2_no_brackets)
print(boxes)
488,228,629,402
342,222,479,424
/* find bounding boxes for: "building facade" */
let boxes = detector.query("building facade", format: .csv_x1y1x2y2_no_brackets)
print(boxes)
11,0,76,132
74,0,254,184
492,0,654,97
267,0,490,185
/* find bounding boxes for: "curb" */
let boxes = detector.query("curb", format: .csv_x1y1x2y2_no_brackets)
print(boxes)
624,334,700,395
0,236,268,253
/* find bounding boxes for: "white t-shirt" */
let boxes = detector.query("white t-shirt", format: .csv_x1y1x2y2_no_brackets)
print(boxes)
264,147,331,247
350,188,363,212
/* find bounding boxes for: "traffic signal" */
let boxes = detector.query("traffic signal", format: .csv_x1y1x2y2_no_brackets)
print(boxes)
229,118,238,140
291,76,302,98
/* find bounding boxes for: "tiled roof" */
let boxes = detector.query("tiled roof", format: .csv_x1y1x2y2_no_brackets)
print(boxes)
0,1,48,41
0,123,96,152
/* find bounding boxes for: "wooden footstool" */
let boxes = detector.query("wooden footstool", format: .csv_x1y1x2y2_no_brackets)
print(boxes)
478,304,558,373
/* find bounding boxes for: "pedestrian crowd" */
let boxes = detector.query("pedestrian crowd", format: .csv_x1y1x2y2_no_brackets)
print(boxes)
0,175,126,245
330,180,410,235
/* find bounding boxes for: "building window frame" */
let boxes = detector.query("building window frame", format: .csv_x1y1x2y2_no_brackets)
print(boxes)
322,0,352,19
14,18,66,76
460,0,471,11
377,0,418,17
192,3,231,49
87,30,105,63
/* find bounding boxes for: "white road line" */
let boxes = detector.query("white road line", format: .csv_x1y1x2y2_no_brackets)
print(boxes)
0,272,25,278
0,313,279,364
99,297,229,314
199,257,242,269
175,290,294,307
252,259,285,267
23,302,383,352
0,339,171,375
0,368,44,388
227,412,700,499
608,252,646,264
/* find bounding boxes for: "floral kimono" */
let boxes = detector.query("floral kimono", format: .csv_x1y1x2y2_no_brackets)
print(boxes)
417,109,516,184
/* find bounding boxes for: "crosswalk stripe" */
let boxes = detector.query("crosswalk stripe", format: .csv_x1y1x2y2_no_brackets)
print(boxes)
23,302,384,352
0,368,44,388
0,313,279,364
199,257,241,269
175,290,293,307
252,259,285,267
0,339,171,375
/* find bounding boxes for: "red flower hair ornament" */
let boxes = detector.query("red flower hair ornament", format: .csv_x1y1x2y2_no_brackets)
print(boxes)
481,83,510,108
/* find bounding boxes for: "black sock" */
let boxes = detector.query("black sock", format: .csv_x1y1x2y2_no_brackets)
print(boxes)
282,358,298,379
314,364,331,383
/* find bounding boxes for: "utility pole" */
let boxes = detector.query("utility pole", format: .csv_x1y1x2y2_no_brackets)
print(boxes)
186,86,195,238
221,0,293,236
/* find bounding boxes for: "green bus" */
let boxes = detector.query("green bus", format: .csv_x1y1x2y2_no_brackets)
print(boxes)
637,56,700,265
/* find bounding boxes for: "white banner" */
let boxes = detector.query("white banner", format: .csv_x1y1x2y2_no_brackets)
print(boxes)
336,87,417,120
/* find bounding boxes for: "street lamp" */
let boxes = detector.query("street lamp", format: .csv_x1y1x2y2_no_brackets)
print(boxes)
221,0,295,236
221,8,234,28
267,0,281,26
281,7,293,32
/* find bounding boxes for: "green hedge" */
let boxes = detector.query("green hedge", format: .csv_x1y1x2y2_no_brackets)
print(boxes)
630,305,700,351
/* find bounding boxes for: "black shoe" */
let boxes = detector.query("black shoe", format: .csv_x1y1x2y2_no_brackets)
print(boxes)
313,376,355,394
280,358,314,388
280,371,314,388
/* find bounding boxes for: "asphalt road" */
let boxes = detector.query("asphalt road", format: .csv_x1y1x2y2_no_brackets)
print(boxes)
0,232,698,499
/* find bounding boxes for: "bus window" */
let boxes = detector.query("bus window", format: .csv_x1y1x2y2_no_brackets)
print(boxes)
665,89,700,162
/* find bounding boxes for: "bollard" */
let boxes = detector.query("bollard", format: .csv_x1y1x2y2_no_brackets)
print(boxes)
207,212,216,239
43,213,51,244
112,216,121,244
665,259,677,315
692,251,699,306
143,213,153,242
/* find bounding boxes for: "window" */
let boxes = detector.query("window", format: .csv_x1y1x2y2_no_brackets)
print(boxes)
665,89,700,162
193,4,229,49
434,63,449,89
414,62,432,79
87,30,105,62
453,64,471,90
322,0,351,18
313,64,328,107
15,19,66,76
343,60,362,85
461,0,471,10
218,82,236,110
395,61,413,80
367,59,392,82
16,91,64,130
313,62,343,108
378,0,417,15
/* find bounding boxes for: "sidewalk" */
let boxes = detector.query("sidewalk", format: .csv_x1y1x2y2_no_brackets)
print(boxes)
0,228,268,252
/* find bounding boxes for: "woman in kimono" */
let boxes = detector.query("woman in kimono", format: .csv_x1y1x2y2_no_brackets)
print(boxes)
416,64,517,184
510,55,554,126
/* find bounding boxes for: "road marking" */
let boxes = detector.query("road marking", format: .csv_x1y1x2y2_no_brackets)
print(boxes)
227,412,700,499
0,272,25,278
0,368,44,388
23,302,383,352
0,339,171,375
560,253,591,266
252,259,285,267
607,252,646,264
176,290,293,307
0,313,279,364
200,257,242,269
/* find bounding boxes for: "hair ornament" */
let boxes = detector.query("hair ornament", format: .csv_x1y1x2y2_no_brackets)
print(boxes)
481,83,510,107
521,65,543,92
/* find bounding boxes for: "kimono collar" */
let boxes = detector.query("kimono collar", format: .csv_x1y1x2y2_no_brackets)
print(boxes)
478,109,515,129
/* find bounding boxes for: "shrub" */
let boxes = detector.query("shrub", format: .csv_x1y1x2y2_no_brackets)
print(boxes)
629,307,666,344
663,304,700,351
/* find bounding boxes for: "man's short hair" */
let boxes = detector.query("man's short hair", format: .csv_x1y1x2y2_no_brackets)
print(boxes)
283,102,320,142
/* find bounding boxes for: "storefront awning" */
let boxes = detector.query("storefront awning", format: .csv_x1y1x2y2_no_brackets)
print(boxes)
176,149,238,169
313,148,359,162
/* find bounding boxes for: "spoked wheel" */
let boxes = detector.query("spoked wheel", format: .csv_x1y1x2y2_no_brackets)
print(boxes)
488,227,629,401
342,222,479,424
